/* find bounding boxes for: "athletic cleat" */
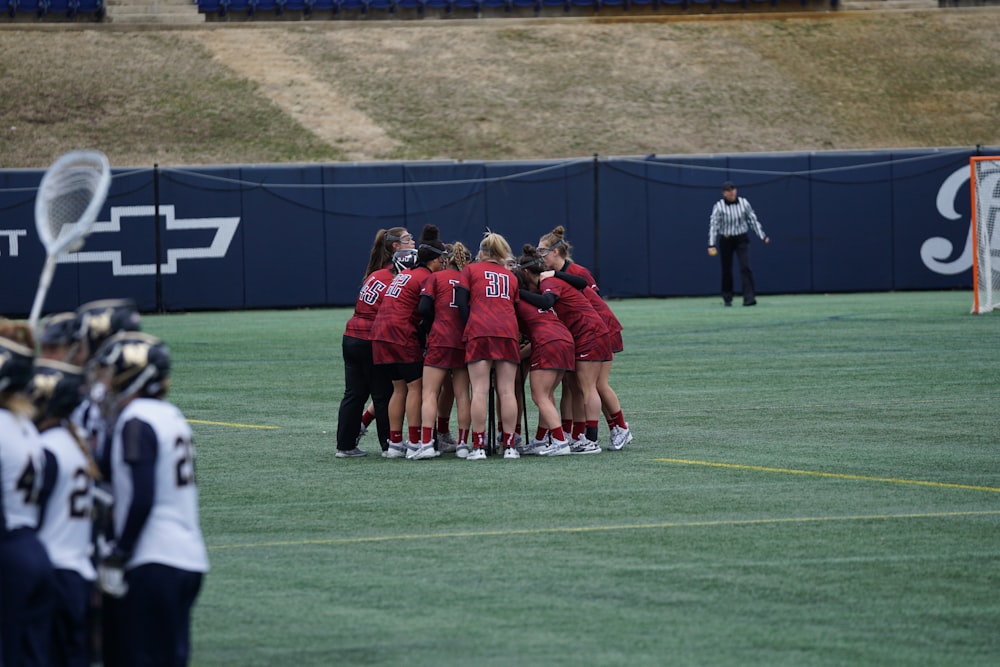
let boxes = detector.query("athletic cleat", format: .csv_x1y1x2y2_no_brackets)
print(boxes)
383,442,407,459
455,443,470,459
436,431,458,453
496,433,524,449
520,438,549,456
466,447,487,461
335,447,368,458
538,438,571,456
412,443,440,460
503,446,520,459
570,438,602,455
608,424,633,451
404,442,421,460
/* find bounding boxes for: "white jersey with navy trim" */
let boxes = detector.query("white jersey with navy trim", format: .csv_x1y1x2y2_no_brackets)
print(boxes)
110,398,209,573
37,424,97,580
1,409,47,532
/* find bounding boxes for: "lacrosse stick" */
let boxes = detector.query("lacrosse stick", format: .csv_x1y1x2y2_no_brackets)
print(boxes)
28,150,112,332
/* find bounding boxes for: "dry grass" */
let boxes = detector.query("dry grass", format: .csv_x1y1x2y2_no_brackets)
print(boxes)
1,8,999,169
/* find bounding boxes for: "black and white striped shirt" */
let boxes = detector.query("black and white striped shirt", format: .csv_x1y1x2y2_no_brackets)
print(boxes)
708,197,767,247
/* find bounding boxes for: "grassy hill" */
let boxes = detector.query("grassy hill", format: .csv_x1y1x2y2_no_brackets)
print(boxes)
1,7,999,169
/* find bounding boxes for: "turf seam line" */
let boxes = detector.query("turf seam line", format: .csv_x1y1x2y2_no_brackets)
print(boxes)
654,457,1000,493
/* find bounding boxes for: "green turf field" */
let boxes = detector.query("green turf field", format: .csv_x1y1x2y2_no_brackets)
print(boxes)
142,291,999,666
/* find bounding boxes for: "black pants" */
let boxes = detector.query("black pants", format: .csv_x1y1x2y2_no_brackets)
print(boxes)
718,233,756,304
336,335,392,451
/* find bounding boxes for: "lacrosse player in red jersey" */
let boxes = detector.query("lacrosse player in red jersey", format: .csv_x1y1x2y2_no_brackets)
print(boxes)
519,245,609,454
370,225,448,459
538,226,632,451
335,227,415,458
460,231,522,460
512,247,577,457
413,242,473,459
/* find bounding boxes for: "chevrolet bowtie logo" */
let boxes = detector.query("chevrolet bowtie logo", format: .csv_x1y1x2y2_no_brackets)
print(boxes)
58,205,240,276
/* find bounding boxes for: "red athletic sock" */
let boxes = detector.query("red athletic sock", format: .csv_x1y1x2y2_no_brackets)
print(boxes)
361,410,375,428
502,432,515,448
534,427,549,441
562,419,573,434
408,426,420,444
437,417,450,433
389,431,403,444
421,427,435,445
573,422,586,439
472,431,486,447
550,426,566,442
609,410,626,429
458,428,469,445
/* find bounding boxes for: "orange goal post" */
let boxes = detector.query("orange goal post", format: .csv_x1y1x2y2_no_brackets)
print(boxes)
970,156,1000,314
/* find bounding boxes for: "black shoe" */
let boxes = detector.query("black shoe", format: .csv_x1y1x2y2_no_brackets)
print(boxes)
743,299,757,307
724,301,732,307
335,447,368,458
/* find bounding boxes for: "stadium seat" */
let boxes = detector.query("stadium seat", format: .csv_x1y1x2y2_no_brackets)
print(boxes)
367,0,396,11
480,0,509,8
629,0,658,8
197,0,225,13
450,0,480,11
283,0,308,10
13,0,46,16
509,0,539,10
422,0,450,11
225,0,252,11
1,0,13,15
253,0,283,13
539,0,568,10
396,0,425,11
338,0,366,11
309,0,336,9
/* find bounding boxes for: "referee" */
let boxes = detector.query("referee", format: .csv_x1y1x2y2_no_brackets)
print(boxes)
707,181,770,307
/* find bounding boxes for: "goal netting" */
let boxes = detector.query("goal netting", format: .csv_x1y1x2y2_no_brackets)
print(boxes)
971,157,1000,314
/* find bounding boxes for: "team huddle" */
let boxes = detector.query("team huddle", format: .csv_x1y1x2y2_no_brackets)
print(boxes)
335,224,633,461
0,300,207,667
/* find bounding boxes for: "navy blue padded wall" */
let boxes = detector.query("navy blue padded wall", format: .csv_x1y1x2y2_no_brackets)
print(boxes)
482,159,593,271
322,162,409,306
809,152,894,292
890,149,973,290
403,161,487,252
0,169,49,316
157,167,244,311
70,169,158,312
599,158,651,297
240,165,327,309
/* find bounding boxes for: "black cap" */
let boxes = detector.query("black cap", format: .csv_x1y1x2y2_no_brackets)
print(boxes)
722,181,736,191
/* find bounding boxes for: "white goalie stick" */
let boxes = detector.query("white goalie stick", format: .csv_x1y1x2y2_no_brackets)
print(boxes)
28,150,112,332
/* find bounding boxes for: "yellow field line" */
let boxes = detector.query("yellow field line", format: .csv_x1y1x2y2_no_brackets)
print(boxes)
187,419,280,430
654,458,1000,493
207,509,1000,551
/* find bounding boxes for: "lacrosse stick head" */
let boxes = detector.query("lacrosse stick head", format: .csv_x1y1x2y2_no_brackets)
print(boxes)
35,150,111,256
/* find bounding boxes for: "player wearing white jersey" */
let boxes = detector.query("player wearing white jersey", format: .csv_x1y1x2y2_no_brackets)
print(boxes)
30,359,98,667
89,331,209,667
1,333,56,667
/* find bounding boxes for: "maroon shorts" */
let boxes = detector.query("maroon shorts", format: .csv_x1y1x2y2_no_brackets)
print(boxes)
609,330,624,354
372,340,421,365
424,346,466,369
528,338,575,372
465,336,520,364
574,330,613,363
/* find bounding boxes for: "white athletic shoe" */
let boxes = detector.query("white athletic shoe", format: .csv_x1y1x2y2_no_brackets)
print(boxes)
538,438,571,456
404,442,421,460
455,443,470,459
520,438,549,456
383,441,407,459
608,424,633,451
466,447,487,461
503,447,520,459
412,442,440,460
570,438,602,455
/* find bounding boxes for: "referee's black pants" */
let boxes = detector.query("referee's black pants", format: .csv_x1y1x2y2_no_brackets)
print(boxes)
718,233,756,305
337,335,392,452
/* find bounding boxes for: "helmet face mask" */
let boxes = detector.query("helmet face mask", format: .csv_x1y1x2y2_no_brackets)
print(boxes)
89,331,170,415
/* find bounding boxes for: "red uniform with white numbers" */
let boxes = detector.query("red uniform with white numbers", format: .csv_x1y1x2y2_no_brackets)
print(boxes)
421,267,469,369
344,265,395,341
461,261,520,364
371,266,433,364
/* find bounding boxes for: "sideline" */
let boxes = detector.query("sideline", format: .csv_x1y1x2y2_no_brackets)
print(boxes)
655,458,1000,493
207,509,1000,551
188,418,280,430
